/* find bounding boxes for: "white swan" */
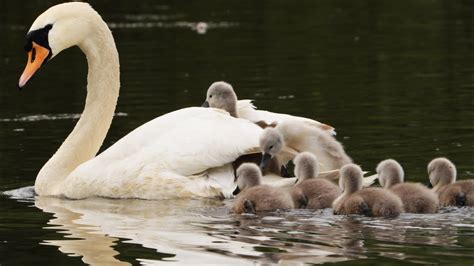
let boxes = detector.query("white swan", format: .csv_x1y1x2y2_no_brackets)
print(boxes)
18,3,263,199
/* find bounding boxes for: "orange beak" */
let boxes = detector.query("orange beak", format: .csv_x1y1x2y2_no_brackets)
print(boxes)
18,41,50,89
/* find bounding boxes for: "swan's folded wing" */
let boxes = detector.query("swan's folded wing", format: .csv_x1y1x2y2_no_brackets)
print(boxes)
65,108,263,199
237,99,336,135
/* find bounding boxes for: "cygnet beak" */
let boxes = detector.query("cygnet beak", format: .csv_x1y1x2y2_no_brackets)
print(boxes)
232,186,241,195
259,153,272,170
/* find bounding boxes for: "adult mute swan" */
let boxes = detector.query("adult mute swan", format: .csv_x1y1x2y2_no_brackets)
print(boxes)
18,2,263,199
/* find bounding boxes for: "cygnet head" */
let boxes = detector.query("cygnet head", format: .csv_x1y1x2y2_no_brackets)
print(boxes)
18,2,110,88
427,157,457,190
236,163,262,191
339,164,363,193
259,128,284,170
376,159,404,189
294,152,319,182
201,81,238,117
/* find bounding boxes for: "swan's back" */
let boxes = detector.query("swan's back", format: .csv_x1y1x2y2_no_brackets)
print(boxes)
390,183,438,213
237,100,335,134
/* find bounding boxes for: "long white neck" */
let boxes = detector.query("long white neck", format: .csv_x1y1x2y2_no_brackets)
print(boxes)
35,19,120,196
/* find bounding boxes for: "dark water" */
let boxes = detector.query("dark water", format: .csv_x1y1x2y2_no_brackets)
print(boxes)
1,0,473,265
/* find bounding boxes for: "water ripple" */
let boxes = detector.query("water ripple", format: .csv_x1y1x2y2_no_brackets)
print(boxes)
0,112,128,122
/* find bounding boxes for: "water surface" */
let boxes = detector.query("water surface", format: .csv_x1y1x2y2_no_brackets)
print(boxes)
1,0,473,264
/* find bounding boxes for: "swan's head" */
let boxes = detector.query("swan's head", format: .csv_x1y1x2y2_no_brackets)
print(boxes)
427,157,457,191
259,128,284,170
376,159,404,189
236,163,262,191
18,2,102,88
202,81,238,117
339,164,363,193
294,152,319,183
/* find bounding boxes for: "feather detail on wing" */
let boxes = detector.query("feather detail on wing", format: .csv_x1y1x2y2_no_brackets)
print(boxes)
63,107,263,199
237,99,336,135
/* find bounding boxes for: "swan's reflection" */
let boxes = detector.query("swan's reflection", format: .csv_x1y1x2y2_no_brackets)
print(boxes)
33,197,350,264
34,197,251,265
33,196,473,265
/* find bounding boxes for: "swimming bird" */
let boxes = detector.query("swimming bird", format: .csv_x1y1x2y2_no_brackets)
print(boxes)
377,159,438,213
428,158,474,207
333,164,403,218
232,163,294,214
18,3,267,200
291,152,342,209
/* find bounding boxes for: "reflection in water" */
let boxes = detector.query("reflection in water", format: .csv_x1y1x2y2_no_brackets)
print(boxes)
28,192,474,265
0,113,128,122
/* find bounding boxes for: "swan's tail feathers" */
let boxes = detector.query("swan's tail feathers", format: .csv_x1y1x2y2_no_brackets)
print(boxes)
362,173,378,187
239,99,257,109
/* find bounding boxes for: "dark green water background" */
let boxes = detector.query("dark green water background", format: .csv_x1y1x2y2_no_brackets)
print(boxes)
0,0,473,265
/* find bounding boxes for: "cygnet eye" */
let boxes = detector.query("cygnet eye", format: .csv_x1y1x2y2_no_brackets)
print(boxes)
269,145,273,149
209,95,213,98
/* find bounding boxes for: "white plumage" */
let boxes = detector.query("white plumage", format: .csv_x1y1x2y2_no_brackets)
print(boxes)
21,3,263,199
63,108,263,199
237,99,336,135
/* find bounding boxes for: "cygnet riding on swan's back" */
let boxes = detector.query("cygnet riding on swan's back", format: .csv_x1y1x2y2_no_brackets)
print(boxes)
377,159,438,213
202,81,336,134
428,158,473,207
232,163,294,214
333,164,403,218
291,153,342,209
18,3,267,199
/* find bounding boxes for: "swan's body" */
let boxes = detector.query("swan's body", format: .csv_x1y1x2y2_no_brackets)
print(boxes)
291,153,342,209
232,163,294,214
377,159,438,213
428,158,474,207
21,3,264,199
333,164,403,218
